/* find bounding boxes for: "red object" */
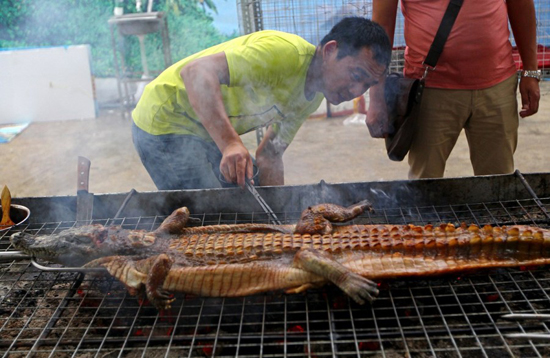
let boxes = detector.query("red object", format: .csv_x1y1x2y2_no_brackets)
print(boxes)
199,342,214,356
332,296,348,309
287,325,305,333
359,341,381,351
512,44,550,70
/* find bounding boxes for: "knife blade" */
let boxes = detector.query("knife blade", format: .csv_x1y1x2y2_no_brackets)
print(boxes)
76,156,94,225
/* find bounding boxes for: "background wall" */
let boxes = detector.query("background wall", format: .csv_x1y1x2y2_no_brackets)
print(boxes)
0,45,96,124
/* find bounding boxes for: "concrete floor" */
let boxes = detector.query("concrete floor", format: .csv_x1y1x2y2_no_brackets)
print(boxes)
1,83,550,198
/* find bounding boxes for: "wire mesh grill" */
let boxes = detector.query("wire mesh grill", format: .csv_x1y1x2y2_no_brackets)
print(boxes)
237,0,550,77
2,197,550,357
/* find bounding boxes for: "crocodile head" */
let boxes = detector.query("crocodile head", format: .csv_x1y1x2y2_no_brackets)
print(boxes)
10,224,132,266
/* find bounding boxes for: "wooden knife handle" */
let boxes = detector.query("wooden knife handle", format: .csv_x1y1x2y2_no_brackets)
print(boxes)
77,156,91,192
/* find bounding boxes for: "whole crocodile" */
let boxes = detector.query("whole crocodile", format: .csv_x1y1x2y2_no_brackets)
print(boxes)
10,200,550,310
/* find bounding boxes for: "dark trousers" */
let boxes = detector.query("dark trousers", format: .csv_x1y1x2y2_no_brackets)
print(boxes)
132,123,234,190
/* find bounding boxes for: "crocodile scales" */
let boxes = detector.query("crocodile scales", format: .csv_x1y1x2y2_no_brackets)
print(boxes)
11,200,550,310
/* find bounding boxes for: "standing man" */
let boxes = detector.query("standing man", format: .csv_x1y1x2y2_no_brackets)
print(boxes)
132,16,391,190
367,0,540,179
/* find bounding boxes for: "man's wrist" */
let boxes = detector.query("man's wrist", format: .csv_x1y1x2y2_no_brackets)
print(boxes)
521,69,542,81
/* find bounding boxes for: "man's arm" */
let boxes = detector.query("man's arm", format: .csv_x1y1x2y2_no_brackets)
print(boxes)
180,52,253,188
366,0,399,138
507,0,540,118
255,126,286,186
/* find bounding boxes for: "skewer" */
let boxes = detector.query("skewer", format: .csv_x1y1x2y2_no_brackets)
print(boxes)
506,333,550,340
502,314,550,340
31,258,106,273
502,313,550,321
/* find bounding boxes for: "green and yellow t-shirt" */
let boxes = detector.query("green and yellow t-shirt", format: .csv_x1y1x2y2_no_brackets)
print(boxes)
132,30,324,146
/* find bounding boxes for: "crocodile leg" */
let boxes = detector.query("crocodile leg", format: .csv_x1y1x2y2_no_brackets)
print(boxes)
86,254,177,310
155,207,192,235
293,248,379,304
295,200,373,235
137,254,175,309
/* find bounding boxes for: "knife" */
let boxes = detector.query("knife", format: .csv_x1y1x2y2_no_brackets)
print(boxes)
76,156,94,225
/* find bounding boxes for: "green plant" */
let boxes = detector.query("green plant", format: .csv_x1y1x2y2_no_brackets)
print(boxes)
0,0,236,77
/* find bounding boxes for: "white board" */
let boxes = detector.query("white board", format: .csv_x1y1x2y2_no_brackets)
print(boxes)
0,45,97,124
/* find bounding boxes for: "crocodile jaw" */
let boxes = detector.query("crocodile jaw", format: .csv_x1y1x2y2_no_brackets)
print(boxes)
10,230,102,266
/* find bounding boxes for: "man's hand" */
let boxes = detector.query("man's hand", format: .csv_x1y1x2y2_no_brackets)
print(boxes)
220,141,254,188
256,127,285,186
519,77,540,118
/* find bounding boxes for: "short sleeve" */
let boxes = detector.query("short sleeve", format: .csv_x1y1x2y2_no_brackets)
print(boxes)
225,36,302,89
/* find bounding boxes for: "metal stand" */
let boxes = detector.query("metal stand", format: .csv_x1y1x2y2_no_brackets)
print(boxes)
108,12,172,112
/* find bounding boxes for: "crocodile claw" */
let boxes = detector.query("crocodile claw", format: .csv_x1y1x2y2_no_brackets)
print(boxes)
147,289,175,310
340,273,379,305
153,297,176,311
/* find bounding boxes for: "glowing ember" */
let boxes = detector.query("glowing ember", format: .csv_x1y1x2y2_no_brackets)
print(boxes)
359,341,381,350
196,341,214,356
332,296,348,309
287,325,305,333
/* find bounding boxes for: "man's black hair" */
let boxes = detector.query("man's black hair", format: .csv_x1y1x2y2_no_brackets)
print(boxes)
320,16,391,68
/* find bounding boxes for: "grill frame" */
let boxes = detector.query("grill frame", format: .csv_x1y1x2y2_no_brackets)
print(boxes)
2,172,550,357
11,172,550,224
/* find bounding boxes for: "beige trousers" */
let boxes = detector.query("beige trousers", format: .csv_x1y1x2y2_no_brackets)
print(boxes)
408,74,519,179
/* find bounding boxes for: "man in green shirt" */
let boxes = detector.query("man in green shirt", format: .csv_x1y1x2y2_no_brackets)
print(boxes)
132,16,391,189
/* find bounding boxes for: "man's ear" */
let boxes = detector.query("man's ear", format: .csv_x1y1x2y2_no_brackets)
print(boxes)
322,40,338,58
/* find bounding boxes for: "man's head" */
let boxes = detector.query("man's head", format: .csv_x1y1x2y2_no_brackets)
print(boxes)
314,17,391,105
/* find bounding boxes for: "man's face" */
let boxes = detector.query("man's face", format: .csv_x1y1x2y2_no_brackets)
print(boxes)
321,41,387,105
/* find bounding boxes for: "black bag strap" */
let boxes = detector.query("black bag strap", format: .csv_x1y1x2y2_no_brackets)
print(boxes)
423,0,464,69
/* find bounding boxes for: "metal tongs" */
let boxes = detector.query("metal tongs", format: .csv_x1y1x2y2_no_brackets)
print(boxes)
219,166,282,225
244,180,282,225
501,313,550,340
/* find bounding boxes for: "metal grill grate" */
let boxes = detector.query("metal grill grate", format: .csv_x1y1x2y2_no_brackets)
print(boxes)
2,197,550,357
237,0,550,78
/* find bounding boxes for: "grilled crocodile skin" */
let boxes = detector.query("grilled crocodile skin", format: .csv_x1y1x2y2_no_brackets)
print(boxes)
11,201,550,310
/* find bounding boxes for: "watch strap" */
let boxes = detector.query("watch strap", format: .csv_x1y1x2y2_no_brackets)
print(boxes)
522,70,542,81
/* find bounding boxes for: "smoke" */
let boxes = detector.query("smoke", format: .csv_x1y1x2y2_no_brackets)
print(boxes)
369,186,418,222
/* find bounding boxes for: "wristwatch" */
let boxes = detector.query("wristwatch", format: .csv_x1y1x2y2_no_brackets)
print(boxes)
521,69,542,81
